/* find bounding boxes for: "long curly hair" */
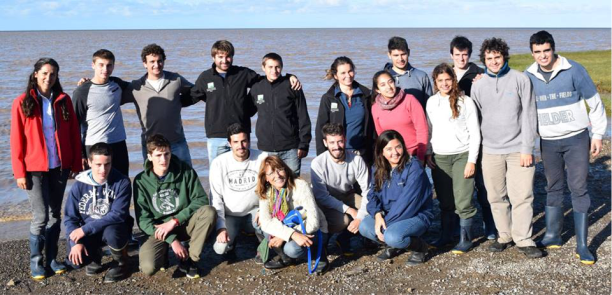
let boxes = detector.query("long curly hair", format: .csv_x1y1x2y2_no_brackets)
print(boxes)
22,58,68,120
432,63,462,119
373,130,410,191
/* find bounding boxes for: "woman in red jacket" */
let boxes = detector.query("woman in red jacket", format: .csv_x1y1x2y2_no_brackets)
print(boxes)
10,58,82,280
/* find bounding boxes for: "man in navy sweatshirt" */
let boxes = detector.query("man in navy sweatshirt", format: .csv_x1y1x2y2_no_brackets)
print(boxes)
526,31,607,265
64,142,133,283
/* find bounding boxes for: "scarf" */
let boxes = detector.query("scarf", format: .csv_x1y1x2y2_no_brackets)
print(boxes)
376,88,405,110
269,187,289,221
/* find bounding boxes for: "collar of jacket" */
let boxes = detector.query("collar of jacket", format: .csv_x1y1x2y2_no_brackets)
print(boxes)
485,62,510,78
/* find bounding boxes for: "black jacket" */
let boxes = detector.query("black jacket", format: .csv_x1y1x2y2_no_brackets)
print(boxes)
250,76,312,152
190,64,259,138
458,63,484,97
315,81,375,164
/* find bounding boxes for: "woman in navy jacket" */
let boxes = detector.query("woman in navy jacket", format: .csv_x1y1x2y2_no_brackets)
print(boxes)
359,130,433,265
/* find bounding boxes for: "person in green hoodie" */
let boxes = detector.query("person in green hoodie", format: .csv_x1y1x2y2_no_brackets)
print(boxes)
134,134,216,279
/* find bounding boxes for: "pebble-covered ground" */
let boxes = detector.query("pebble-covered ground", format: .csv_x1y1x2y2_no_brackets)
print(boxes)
0,141,609,294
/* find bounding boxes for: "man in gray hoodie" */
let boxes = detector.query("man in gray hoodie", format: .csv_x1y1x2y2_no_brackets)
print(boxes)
470,37,542,259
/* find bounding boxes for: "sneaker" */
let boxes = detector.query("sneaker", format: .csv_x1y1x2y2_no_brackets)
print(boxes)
517,246,543,259
263,255,295,270
376,247,405,261
86,261,103,276
178,259,200,279
489,240,513,252
254,252,264,265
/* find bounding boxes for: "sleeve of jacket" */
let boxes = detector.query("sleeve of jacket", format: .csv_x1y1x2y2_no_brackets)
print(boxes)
423,74,433,97
121,82,135,105
178,74,197,107
72,84,89,158
407,95,429,161
133,176,157,237
354,156,370,220
64,184,83,240
464,97,481,164
294,180,322,235
315,96,331,155
65,95,83,173
574,64,608,140
518,74,537,155
190,72,208,103
81,178,132,236
259,197,295,242
10,96,27,179
365,168,382,217
209,158,227,230
310,158,346,213
173,168,210,225
425,100,433,156
295,88,312,151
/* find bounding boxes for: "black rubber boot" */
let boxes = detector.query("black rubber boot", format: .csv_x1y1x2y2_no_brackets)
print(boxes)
573,211,595,265
44,224,66,274
314,247,330,274
29,234,46,280
376,247,405,261
536,206,564,249
406,237,429,266
85,247,103,276
431,212,454,248
104,247,130,283
452,218,474,254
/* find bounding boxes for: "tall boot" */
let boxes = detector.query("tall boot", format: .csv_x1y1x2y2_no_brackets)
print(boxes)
44,225,66,274
104,246,130,283
452,218,474,254
85,247,103,276
29,234,46,280
314,246,330,274
536,206,564,249
264,246,296,269
431,212,454,248
573,211,595,265
406,237,429,266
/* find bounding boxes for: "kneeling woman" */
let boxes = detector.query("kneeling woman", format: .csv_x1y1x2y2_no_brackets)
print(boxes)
256,156,329,273
359,130,433,265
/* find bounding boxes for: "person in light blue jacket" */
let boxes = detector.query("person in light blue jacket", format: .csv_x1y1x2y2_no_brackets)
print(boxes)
359,130,433,266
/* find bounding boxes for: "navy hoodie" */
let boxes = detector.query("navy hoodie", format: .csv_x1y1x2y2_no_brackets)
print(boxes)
64,168,132,245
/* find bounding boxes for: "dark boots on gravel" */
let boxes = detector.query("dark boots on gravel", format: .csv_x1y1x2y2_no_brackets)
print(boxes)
104,247,130,283
406,237,428,266
451,218,474,254
431,212,455,248
574,211,595,265
536,206,564,249
264,246,296,269
29,234,46,280
377,247,405,261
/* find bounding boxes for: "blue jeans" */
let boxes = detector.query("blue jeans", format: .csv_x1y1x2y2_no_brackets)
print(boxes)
266,149,301,176
281,232,328,259
359,215,428,249
207,137,231,165
541,130,591,213
213,209,263,255
141,138,192,167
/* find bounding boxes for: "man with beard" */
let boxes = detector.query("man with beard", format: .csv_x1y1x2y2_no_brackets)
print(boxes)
209,124,267,260
310,123,369,256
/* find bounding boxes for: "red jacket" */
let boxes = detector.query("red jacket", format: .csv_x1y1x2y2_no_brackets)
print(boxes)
11,90,82,179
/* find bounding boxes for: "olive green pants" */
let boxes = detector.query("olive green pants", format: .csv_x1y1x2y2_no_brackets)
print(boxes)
431,152,477,219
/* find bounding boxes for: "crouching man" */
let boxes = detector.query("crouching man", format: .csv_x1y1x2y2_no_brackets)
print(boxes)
64,142,133,283
134,134,216,279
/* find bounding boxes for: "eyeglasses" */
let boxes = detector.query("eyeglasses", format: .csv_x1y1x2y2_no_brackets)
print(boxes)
265,168,286,177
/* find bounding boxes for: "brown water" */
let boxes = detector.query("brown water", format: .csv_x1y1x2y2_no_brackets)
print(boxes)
1,28,610,203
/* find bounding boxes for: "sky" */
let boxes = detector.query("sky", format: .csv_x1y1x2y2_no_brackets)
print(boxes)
0,0,610,31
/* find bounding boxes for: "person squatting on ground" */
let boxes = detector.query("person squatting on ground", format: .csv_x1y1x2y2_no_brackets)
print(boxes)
64,142,132,283
73,49,131,177
11,57,82,280
134,134,217,279
256,156,330,273
249,53,311,176
311,123,370,256
471,37,542,259
426,63,481,254
315,56,376,165
371,70,429,164
210,124,267,260
359,130,433,266
526,30,607,265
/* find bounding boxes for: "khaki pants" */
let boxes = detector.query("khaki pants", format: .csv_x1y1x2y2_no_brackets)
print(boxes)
482,153,535,247
139,205,216,275
321,193,362,234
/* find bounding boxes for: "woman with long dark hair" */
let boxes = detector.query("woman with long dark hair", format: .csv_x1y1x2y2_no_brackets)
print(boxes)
425,63,481,253
10,58,82,280
358,130,433,265
371,70,429,164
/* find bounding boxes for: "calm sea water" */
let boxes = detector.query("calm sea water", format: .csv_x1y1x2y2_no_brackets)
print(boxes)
1,28,610,203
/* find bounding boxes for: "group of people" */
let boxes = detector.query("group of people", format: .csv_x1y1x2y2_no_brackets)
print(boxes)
10,30,606,282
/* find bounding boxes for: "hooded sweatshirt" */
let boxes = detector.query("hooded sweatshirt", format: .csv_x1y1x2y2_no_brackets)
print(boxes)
134,155,210,244
525,55,607,140
64,168,132,245
470,64,537,155
383,62,433,109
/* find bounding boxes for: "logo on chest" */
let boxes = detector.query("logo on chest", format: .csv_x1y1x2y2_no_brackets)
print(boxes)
206,82,216,93
152,189,180,215
256,94,265,105
330,102,339,112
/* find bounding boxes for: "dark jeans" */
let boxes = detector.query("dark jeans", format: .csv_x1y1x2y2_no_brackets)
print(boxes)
86,140,130,177
541,130,591,213
66,221,133,267
26,168,70,235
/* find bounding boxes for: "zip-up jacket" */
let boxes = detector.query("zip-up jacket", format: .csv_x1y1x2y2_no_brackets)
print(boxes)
64,168,132,246
366,158,433,227
190,64,259,138
525,55,607,140
11,90,82,179
250,75,311,152
458,62,484,97
315,81,375,164
123,71,193,144
134,155,210,244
